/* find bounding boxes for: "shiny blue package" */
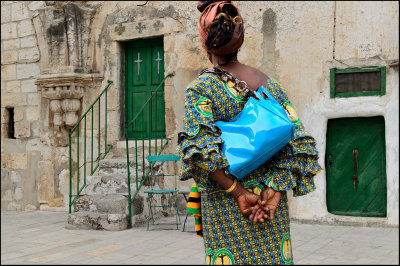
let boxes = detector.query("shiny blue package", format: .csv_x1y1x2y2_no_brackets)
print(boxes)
215,86,295,180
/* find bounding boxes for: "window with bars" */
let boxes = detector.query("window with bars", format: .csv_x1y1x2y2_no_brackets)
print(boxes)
330,67,386,98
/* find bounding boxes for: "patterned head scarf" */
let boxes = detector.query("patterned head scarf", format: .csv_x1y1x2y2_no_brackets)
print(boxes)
197,1,244,55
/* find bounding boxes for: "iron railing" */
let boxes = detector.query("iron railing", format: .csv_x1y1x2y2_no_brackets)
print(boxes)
125,73,173,227
69,80,113,213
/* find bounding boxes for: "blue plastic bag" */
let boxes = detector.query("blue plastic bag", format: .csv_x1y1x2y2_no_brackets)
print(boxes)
215,86,295,180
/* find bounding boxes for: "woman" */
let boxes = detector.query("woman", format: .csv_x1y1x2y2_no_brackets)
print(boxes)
177,1,322,264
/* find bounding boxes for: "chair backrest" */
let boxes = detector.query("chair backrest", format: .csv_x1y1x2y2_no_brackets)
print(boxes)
146,154,180,190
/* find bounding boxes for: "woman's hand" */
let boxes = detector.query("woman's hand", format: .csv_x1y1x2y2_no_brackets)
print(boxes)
208,169,269,222
230,184,268,219
257,187,281,221
235,190,262,216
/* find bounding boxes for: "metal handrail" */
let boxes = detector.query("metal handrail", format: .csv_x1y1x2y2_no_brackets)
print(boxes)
125,74,173,227
69,80,113,213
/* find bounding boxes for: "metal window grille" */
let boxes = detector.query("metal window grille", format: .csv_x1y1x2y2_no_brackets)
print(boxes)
330,67,386,98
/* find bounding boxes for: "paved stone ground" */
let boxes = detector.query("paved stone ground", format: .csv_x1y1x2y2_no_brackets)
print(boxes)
1,210,398,265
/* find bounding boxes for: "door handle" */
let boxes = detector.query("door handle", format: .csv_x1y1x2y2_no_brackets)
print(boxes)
352,149,358,190
328,154,333,166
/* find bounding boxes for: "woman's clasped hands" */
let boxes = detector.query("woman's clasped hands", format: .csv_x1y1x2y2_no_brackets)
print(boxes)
234,186,281,223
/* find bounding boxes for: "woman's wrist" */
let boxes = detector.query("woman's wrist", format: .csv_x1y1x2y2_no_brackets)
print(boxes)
229,181,246,200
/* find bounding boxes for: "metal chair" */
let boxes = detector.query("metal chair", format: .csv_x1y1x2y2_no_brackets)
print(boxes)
144,154,181,231
179,191,191,232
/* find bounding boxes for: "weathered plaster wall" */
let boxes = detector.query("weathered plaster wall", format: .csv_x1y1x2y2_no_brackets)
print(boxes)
1,1,398,226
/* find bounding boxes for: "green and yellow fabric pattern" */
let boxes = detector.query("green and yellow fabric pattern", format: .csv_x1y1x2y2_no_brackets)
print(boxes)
177,72,322,264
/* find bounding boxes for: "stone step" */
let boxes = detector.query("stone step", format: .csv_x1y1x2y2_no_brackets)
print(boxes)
85,173,163,195
116,139,168,150
110,140,168,158
86,175,130,195
72,194,129,214
66,211,129,231
97,158,153,175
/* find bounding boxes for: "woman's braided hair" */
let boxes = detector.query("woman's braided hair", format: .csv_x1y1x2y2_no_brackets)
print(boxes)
198,1,240,51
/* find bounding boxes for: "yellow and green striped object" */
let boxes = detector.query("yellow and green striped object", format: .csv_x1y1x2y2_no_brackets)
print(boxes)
187,183,203,237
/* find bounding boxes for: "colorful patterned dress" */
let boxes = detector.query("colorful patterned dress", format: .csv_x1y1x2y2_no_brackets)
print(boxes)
177,72,322,265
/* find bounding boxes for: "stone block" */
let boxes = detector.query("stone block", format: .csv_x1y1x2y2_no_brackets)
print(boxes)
16,63,40,79
12,2,31,21
1,64,17,81
7,202,21,211
25,106,40,121
2,190,13,201
1,4,11,23
27,93,40,105
66,211,129,231
14,187,23,201
2,38,20,50
14,107,24,121
0,154,8,168
25,204,37,210
1,93,27,107
28,1,46,11
31,120,40,137
14,121,30,138
58,169,69,205
3,50,18,62
5,80,20,93
9,171,21,184
37,160,54,203
48,197,64,207
26,138,42,153
18,47,40,61
21,79,37,93
85,174,130,195
1,124,8,138
20,35,37,48
164,35,175,52
1,23,17,39
93,194,129,214
1,107,9,123
7,153,27,169
132,194,144,215
41,146,52,161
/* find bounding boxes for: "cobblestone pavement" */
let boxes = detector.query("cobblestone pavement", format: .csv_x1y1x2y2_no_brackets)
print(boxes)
1,210,398,265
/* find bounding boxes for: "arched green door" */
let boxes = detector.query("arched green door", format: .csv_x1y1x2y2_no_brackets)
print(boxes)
125,37,165,139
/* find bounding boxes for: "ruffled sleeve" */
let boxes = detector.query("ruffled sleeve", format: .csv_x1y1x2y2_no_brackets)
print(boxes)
262,77,323,197
177,81,229,188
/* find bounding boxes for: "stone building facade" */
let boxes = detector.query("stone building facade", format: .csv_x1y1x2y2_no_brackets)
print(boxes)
1,1,399,227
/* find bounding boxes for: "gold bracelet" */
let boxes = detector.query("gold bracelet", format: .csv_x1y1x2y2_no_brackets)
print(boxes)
225,179,237,193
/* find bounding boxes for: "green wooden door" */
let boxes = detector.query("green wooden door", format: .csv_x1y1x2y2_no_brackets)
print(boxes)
326,116,387,217
125,38,165,139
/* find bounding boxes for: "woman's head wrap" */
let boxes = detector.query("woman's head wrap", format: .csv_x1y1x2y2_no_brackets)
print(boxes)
197,0,244,55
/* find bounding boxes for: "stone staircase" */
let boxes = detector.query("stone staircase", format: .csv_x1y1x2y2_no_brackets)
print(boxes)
66,141,177,230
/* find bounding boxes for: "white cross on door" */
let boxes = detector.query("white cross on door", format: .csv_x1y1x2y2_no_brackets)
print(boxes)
154,51,163,74
134,53,142,76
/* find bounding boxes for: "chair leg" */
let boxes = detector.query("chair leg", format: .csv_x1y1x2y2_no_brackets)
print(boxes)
147,195,155,231
182,214,189,232
174,192,180,230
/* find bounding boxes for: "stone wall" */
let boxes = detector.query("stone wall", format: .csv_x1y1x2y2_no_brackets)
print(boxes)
1,1,399,226
1,1,42,211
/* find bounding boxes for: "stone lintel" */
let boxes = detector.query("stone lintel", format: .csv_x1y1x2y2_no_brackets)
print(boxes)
109,17,183,41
